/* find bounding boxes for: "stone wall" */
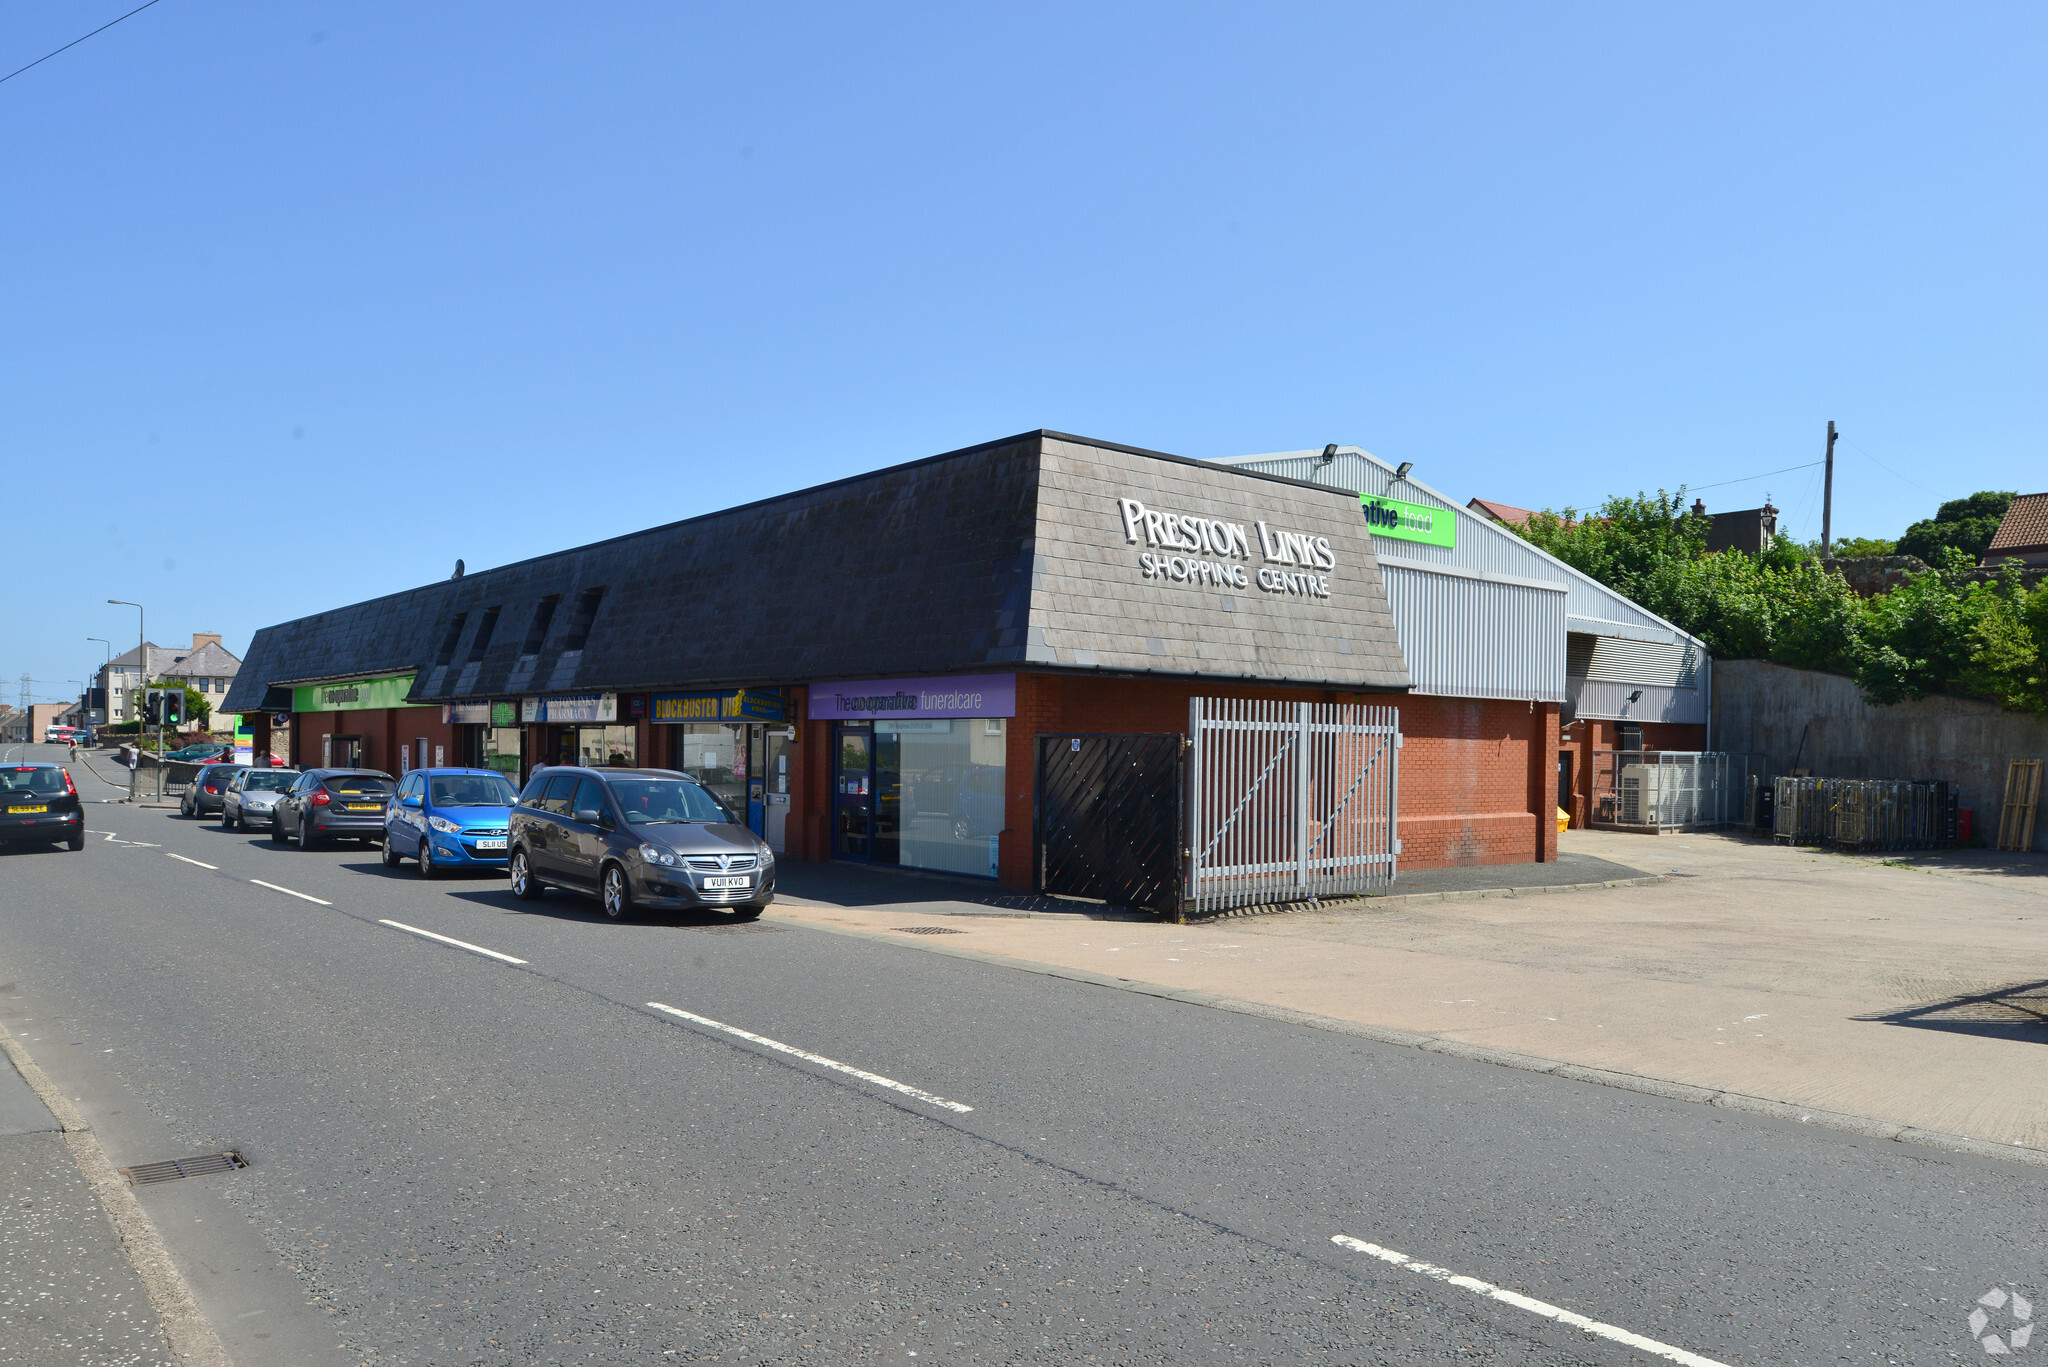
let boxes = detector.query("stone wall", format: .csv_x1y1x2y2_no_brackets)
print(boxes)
1711,658,2048,850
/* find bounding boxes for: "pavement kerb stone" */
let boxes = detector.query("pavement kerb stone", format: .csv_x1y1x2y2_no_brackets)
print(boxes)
773,910,2048,1172
0,1020,233,1367
1184,875,1667,922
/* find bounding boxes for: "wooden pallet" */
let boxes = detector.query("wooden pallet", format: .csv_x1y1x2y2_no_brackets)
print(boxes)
1997,759,2043,852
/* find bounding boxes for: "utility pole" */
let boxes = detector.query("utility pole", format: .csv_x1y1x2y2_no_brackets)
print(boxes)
1821,420,1838,558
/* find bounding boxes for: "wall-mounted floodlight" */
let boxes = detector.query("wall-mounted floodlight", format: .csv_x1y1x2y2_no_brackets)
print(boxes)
1626,689,1643,704
1393,461,1414,480
1320,444,1338,463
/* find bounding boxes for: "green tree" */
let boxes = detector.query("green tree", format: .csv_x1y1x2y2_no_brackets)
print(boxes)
1516,490,1707,602
1895,490,2015,564
1820,535,1899,559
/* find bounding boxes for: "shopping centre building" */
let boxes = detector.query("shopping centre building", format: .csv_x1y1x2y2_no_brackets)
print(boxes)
222,430,1707,891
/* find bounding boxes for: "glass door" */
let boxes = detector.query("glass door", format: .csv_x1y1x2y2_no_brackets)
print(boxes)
746,725,767,837
833,723,872,860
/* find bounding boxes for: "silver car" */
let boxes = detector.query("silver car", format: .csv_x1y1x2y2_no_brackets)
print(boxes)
221,767,299,831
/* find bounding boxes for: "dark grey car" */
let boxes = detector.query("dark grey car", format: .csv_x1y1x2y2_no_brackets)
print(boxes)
507,767,776,920
221,766,299,831
271,768,395,849
181,763,245,817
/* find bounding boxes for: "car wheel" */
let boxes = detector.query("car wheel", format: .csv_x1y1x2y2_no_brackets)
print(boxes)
297,818,318,851
66,828,85,852
181,794,193,817
727,903,763,922
601,864,632,920
381,836,402,869
270,814,286,844
418,841,438,879
509,850,545,901
223,807,238,831
951,817,971,841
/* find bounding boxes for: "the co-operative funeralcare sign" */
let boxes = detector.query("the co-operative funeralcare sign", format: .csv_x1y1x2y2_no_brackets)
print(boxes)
521,692,617,724
1114,497,1335,599
1360,493,1455,548
808,675,1016,721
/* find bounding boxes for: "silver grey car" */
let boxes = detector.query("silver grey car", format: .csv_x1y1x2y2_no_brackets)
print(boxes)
221,767,299,831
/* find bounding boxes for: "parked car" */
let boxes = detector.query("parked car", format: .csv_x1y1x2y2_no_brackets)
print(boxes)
507,766,774,920
948,765,1004,840
221,766,299,831
181,763,245,817
271,768,395,849
382,767,521,878
0,763,84,851
44,725,78,745
163,742,233,764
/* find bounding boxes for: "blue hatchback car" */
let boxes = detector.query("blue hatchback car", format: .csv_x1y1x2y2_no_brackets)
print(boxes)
382,767,521,877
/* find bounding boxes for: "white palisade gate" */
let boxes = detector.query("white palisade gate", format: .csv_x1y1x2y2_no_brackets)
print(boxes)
1186,698,1400,915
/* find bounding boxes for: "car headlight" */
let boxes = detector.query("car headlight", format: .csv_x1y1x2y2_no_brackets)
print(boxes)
757,844,775,864
428,815,463,835
638,843,680,867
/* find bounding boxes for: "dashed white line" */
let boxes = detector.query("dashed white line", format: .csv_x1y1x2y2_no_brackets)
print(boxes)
165,853,218,870
248,879,331,906
646,1002,973,1113
377,920,528,965
1330,1236,1729,1367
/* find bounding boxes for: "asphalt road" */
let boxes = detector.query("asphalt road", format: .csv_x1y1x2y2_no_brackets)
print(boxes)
1,741,2042,1366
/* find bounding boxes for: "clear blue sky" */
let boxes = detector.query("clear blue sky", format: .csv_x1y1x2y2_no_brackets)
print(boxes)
6,3,2043,704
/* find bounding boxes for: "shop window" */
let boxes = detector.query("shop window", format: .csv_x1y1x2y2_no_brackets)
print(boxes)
879,719,1005,877
435,612,468,667
521,596,560,654
562,587,606,651
574,724,637,768
468,606,502,663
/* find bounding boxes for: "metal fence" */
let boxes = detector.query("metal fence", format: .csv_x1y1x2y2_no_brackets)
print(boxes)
1588,750,1769,832
1185,698,1399,916
1772,777,1955,851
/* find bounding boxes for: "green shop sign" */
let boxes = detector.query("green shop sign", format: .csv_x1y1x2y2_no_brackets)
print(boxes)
1361,493,1455,549
292,674,430,712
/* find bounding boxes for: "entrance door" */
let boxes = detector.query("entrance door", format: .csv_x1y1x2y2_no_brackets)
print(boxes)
833,725,872,860
746,726,766,837
1557,751,1575,825
331,734,363,768
1036,734,1183,914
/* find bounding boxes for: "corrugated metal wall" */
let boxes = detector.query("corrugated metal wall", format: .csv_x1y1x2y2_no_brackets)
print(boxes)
1566,634,1701,688
1567,677,1706,725
1216,447,1709,706
1383,566,1565,701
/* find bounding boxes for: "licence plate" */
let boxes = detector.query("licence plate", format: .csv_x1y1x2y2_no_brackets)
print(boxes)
346,803,381,811
472,838,507,851
702,875,750,890
7,805,47,815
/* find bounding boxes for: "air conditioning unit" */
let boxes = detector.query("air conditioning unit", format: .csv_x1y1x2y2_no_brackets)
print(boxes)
1620,763,1663,824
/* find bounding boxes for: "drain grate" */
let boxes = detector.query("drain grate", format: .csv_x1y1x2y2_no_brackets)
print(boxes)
895,926,967,935
119,1152,247,1187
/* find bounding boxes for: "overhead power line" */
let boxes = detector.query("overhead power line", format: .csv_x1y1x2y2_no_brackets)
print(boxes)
1839,435,1938,497
1685,459,1825,495
0,0,164,87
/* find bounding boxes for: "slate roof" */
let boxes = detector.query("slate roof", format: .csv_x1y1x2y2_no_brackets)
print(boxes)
226,431,1410,714
1987,492,2048,555
108,641,239,678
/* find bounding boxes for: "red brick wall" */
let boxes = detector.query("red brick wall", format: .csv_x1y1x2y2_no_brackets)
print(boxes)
289,707,459,773
777,672,1568,888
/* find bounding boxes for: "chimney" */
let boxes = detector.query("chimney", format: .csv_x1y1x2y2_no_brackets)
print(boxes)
192,633,222,651
1690,498,1706,517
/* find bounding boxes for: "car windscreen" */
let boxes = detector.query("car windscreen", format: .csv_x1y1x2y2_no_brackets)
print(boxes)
605,778,733,825
430,774,520,807
240,771,295,792
324,775,394,797
2,767,67,796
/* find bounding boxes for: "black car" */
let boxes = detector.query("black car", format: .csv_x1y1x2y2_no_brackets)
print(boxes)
181,762,246,817
0,763,85,851
271,768,396,849
507,767,776,920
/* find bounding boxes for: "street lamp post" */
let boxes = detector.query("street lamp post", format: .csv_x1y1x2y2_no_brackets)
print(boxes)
108,600,147,800
86,638,111,738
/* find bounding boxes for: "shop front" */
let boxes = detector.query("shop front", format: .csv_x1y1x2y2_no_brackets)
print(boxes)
290,674,442,774
443,699,525,774
810,675,1013,878
646,688,793,849
523,692,636,771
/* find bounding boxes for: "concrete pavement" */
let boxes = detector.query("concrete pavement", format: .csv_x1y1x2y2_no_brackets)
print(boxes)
771,830,2048,1156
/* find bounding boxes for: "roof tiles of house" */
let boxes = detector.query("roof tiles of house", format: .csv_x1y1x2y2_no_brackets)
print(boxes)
225,430,1409,713
1987,492,2048,555
1466,498,1537,526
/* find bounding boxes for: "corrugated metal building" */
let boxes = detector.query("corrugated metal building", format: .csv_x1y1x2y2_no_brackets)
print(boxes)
1213,446,1711,826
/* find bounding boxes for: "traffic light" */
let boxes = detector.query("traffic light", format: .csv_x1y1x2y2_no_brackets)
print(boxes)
144,689,164,725
162,690,183,727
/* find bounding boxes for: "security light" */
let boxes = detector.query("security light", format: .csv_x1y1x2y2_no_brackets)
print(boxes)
1627,689,1643,704
1320,444,1338,462
1394,461,1414,480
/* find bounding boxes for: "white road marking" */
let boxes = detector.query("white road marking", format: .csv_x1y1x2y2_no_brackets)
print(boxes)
165,853,218,870
377,920,528,965
645,1003,973,1113
1331,1236,1729,1367
249,879,331,906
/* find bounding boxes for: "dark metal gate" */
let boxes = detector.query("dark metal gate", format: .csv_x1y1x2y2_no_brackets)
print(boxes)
1035,734,1184,915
